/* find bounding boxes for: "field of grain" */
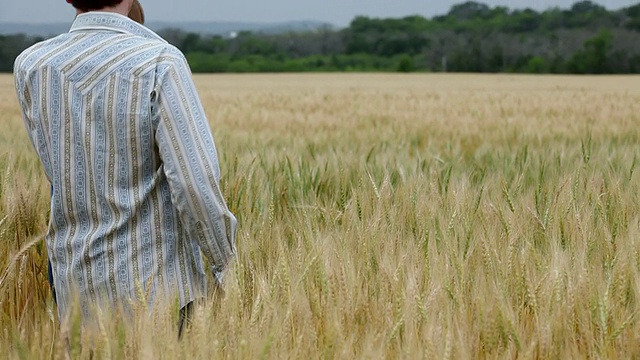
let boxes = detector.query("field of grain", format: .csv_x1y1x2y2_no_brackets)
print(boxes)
2,73,640,358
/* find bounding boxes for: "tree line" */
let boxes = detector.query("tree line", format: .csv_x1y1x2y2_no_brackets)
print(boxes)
2,1,640,74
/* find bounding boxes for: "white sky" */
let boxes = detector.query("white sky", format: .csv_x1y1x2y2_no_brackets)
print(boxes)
0,1,637,26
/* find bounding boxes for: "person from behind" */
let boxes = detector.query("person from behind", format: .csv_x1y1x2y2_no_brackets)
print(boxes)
14,0,237,331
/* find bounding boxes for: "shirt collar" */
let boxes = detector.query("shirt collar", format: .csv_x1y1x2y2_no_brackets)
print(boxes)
69,12,166,43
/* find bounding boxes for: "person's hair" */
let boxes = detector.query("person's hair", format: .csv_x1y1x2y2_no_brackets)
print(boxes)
69,0,124,11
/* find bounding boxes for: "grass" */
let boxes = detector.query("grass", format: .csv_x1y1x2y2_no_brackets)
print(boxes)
2,73,640,358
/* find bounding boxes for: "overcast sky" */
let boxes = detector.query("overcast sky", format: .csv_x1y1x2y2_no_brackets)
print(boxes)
1,0,638,26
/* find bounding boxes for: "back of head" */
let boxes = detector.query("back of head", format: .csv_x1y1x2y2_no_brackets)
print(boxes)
67,0,145,25
68,0,125,12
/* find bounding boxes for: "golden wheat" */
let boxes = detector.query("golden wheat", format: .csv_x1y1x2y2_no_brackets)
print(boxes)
2,73,640,358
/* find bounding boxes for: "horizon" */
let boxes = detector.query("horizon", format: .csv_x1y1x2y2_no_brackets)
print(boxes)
0,0,638,26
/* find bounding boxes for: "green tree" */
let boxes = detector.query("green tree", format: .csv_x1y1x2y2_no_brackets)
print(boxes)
567,30,613,73
527,56,548,73
447,2,491,20
181,33,202,53
564,1,610,28
506,9,542,32
397,55,415,72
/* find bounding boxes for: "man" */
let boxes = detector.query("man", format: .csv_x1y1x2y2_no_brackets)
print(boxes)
47,0,145,312
14,0,237,329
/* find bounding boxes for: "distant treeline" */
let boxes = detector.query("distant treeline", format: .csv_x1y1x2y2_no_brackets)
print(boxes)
3,1,640,74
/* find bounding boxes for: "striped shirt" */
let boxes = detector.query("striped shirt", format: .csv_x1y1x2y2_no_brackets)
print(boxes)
13,12,237,321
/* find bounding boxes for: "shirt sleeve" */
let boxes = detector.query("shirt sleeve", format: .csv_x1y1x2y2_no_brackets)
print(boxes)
153,50,237,279
14,58,35,148
14,56,53,183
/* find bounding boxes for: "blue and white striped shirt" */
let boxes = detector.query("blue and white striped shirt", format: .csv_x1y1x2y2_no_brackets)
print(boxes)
14,12,237,320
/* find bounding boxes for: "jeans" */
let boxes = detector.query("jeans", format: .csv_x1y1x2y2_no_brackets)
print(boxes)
48,259,57,304
178,302,194,339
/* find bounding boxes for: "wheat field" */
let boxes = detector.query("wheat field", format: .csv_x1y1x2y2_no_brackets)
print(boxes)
2,73,640,358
